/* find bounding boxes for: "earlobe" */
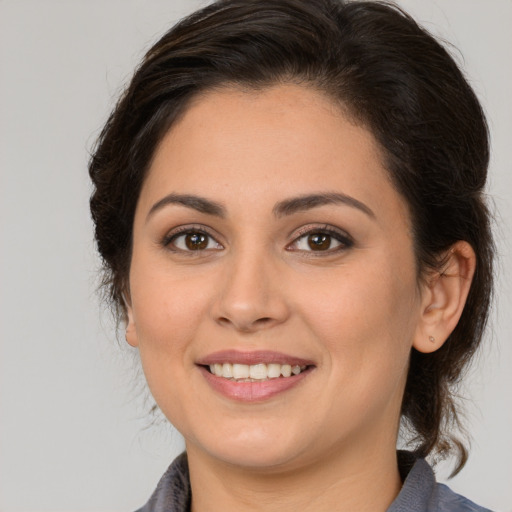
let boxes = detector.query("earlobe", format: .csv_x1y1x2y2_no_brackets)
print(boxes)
413,241,476,354
123,292,139,348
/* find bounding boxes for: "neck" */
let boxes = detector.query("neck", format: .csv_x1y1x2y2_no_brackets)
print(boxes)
187,438,402,512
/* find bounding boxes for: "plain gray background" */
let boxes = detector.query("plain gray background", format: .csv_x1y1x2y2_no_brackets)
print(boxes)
1,1,511,511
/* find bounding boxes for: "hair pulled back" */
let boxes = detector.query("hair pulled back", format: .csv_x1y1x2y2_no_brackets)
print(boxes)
89,0,494,473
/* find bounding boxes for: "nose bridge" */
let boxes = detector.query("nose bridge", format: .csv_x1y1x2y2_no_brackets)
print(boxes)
213,242,289,332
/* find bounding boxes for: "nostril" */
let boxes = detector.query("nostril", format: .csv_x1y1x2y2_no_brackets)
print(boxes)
256,317,272,324
216,315,275,332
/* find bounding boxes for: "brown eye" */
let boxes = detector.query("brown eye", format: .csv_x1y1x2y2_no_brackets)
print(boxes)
289,227,353,254
167,230,223,252
307,233,332,251
185,232,208,250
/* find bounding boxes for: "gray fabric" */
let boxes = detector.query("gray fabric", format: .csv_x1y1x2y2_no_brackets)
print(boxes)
136,452,493,512
387,454,493,512
137,453,191,512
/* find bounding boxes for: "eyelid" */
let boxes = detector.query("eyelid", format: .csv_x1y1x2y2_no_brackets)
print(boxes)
160,223,353,254
161,224,224,251
287,224,354,252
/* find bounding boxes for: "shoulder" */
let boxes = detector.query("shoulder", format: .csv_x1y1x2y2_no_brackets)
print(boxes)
431,482,494,512
135,452,191,512
388,453,493,512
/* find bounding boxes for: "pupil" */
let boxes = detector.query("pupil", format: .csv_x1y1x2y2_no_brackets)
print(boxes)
186,233,207,250
308,233,331,250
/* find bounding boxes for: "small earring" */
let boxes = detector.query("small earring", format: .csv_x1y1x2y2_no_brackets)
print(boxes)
428,336,435,343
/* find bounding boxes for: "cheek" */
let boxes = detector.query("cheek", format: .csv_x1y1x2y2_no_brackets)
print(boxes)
129,261,213,360
128,266,215,421
295,255,419,377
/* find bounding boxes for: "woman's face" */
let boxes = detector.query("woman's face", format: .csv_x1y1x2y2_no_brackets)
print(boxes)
127,84,428,470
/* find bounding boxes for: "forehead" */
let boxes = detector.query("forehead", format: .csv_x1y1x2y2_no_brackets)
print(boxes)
139,84,410,228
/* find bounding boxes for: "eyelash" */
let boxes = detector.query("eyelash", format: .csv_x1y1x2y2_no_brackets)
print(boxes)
161,224,354,255
162,225,223,254
287,225,354,255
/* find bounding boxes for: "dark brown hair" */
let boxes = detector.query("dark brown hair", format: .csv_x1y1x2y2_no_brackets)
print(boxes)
89,0,494,473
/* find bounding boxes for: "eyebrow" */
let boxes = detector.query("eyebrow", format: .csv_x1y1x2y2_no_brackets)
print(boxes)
273,192,375,219
146,193,226,222
146,191,375,222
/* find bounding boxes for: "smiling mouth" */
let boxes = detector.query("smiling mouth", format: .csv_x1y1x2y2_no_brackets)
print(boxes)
206,363,309,382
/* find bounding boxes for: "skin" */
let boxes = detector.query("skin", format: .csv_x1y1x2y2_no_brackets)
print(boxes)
125,84,475,512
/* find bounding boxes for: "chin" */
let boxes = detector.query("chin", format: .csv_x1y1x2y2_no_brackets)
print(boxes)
210,444,302,471
188,423,311,471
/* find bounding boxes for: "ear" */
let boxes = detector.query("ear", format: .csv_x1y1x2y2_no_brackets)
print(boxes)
123,291,139,348
413,241,476,354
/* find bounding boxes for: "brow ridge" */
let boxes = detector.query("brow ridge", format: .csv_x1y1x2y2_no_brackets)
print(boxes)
147,191,374,222
146,193,226,221
273,192,375,218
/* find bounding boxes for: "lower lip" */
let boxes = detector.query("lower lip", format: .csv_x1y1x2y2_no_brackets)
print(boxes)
198,366,312,402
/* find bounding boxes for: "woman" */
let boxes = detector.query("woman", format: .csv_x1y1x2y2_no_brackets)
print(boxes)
89,0,495,510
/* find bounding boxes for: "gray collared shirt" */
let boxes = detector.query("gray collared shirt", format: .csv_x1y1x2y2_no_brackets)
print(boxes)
136,452,493,512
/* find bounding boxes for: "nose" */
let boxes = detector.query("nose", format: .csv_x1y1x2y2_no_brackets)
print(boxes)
212,248,290,333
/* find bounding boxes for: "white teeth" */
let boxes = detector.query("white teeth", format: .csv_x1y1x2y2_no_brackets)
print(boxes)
208,362,307,380
249,363,267,379
267,363,281,378
232,364,250,379
280,364,292,377
222,363,233,378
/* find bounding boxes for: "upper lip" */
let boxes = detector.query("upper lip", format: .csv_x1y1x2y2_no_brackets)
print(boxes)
196,350,315,367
